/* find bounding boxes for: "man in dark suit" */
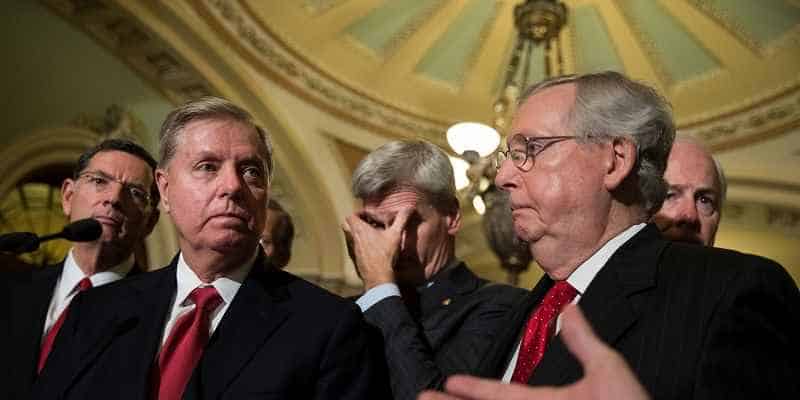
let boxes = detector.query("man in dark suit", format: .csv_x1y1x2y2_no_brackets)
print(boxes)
344,140,525,400
442,71,798,399
33,97,385,399
653,137,726,247
1,138,160,400
260,198,294,268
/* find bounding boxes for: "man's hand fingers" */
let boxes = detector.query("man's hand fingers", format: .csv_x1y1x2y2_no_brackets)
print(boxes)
390,207,414,234
418,391,462,400
442,375,539,400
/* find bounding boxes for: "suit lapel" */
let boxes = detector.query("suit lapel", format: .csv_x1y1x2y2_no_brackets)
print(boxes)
64,264,176,398
530,225,664,385
476,275,554,378
419,262,482,331
192,261,291,399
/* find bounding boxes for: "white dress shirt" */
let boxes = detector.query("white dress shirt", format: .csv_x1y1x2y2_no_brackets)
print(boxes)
501,223,646,382
42,249,134,338
158,251,256,347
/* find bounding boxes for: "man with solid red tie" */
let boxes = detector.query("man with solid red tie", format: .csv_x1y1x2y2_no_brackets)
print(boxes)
1,139,160,400
32,97,385,400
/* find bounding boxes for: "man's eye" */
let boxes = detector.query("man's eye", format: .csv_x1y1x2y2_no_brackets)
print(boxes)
128,187,147,200
242,166,263,179
696,196,717,216
196,163,216,172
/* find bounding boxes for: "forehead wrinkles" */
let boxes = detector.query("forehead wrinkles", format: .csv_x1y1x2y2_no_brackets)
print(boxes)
365,187,429,213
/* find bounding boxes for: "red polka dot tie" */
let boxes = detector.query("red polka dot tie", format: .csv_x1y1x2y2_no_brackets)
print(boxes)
153,286,222,399
511,280,577,383
38,277,93,373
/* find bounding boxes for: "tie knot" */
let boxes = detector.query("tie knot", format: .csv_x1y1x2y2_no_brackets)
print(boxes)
544,281,577,309
77,277,93,292
189,286,222,313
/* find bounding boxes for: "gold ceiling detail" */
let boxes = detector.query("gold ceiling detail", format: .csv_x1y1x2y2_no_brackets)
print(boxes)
193,0,800,152
44,0,213,104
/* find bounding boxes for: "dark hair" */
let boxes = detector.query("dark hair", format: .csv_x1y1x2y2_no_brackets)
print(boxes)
266,199,295,268
73,138,160,205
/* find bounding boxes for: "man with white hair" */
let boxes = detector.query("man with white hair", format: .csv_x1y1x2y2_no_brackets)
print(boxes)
464,71,800,399
654,137,726,246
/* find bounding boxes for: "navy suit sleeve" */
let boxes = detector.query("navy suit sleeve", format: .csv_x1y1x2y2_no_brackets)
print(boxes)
695,258,800,399
364,287,520,400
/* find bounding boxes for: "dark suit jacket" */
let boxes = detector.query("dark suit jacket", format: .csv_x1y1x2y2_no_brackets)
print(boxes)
33,254,387,400
1,261,142,400
364,262,526,400
476,224,800,399
2,263,62,400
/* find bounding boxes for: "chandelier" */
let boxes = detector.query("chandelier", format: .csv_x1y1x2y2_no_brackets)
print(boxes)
447,0,568,284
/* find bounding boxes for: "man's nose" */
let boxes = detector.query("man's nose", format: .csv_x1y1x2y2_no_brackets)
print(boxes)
674,197,700,226
494,161,516,191
101,182,124,206
219,165,244,197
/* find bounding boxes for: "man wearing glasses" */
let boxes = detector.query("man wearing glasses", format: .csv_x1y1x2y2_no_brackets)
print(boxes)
2,139,160,400
432,71,799,399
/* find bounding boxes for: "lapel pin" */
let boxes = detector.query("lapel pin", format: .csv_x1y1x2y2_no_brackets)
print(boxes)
442,298,451,306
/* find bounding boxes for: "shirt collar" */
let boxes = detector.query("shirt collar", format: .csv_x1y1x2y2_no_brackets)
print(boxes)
567,223,646,295
175,250,257,307
58,248,135,300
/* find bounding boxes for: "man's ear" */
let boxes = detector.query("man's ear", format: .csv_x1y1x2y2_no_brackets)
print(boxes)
60,178,77,217
155,168,170,213
603,137,638,191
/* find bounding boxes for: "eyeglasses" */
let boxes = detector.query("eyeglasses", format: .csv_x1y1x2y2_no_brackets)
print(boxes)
494,134,577,171
77,171,152,209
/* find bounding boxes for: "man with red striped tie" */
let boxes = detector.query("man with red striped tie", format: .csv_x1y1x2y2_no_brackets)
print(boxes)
429,71,799,399
1,139,160,400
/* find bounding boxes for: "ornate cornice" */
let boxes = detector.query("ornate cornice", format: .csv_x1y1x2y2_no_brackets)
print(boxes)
199,0,450,144
680,85,800,151
724,200,800,236
44,0,214,104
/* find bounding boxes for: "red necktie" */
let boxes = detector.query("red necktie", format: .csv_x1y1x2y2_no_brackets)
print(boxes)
510,280,577,383
154,286,222,400
38,277,93,373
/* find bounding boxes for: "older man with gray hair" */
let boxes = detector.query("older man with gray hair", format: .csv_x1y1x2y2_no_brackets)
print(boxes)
654,137,726,246
344,140,525,400
446,71,800,399
33,96,386,400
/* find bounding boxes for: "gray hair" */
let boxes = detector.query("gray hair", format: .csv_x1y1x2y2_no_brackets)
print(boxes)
519,71,675,214
352,140,458,213
158,96,273,180
713,156,727,208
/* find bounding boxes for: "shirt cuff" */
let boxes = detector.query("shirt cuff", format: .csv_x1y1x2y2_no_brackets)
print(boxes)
356,283,401,312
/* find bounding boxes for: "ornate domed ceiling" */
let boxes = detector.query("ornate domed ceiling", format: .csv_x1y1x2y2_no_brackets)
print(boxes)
196,0,800,150
35,0,800,286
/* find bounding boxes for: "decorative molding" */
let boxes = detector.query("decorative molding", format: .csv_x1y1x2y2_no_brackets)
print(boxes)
723,200,800,236
200,0,449,143
43,0,214,104
681,86,800,151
